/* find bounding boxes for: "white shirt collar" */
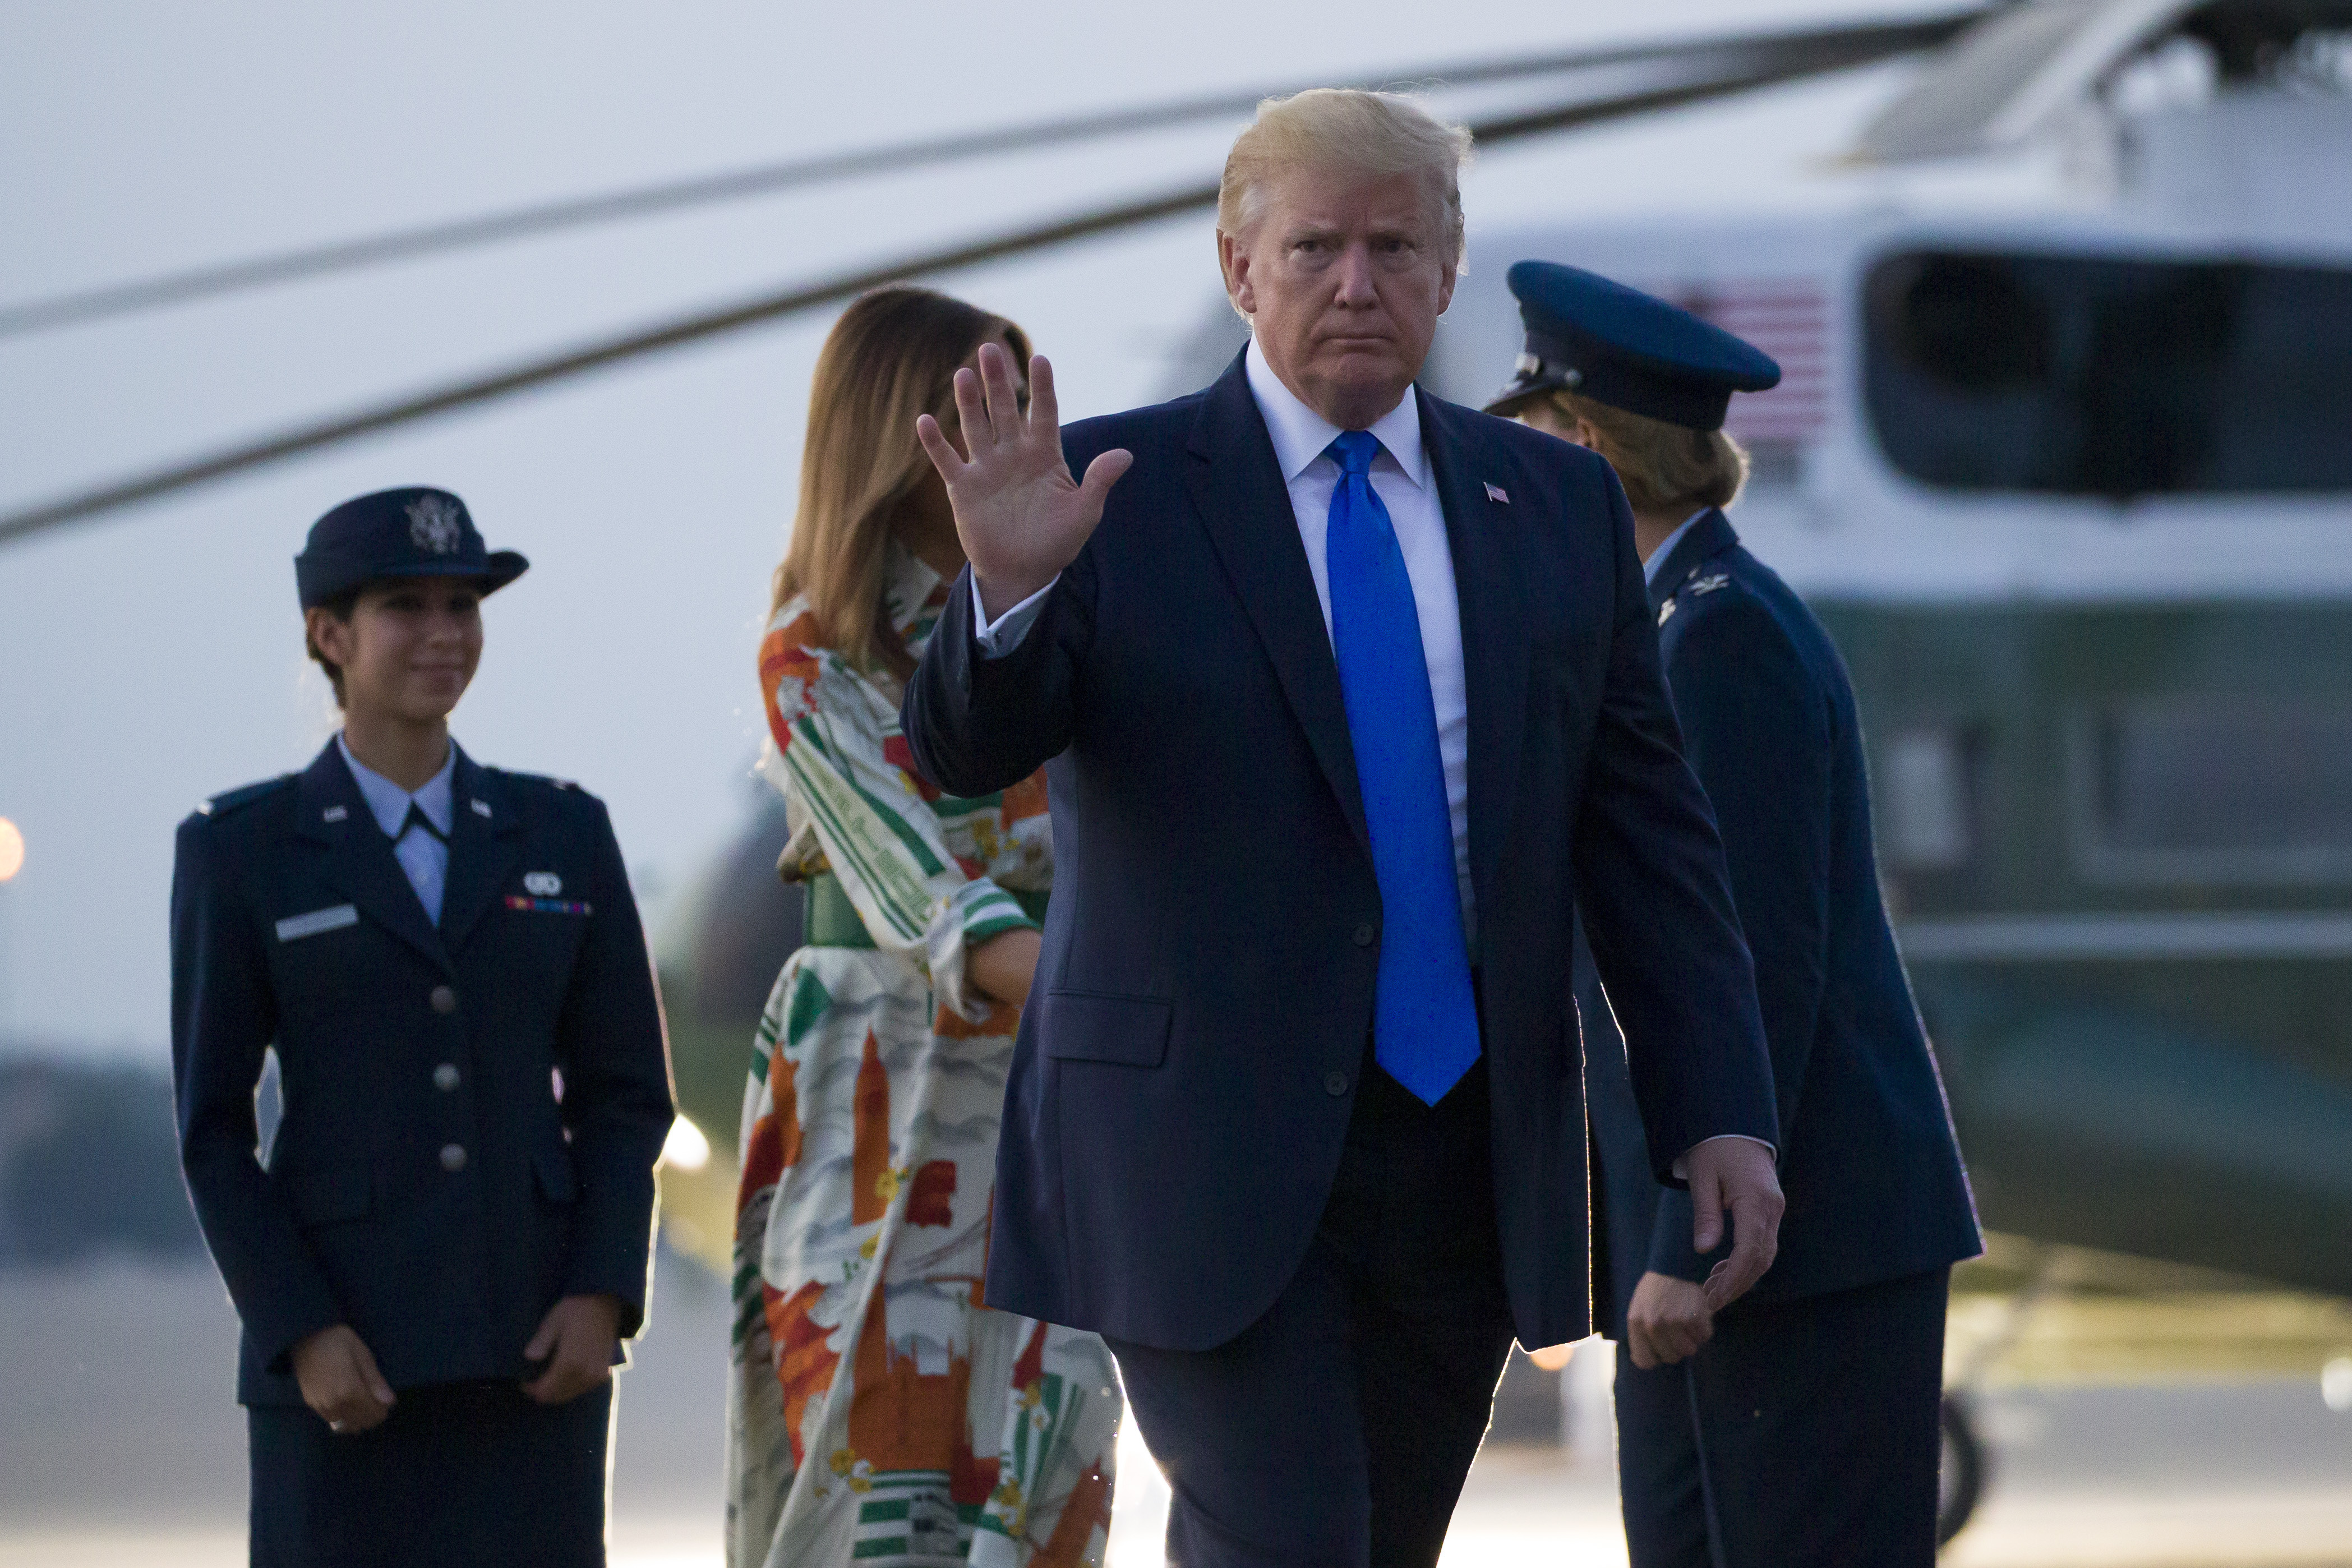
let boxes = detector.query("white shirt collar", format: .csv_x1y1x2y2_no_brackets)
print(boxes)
338,734,456,840
1642,509,1715,587
1244,338,1427,489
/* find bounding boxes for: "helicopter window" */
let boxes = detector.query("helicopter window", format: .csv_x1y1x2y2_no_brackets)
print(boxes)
1864,250,2352,497
1879,727,1975,871
2070,702,2352,883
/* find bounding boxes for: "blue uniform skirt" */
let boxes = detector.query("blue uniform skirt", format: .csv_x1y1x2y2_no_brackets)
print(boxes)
248,1380,611,1567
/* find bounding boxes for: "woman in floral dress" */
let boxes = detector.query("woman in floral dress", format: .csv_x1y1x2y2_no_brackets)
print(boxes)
726,288,1119,1568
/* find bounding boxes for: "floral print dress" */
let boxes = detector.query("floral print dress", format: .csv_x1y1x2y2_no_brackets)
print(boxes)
726,546,1120,1568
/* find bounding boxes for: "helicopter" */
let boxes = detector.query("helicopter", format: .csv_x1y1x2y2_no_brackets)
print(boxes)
5,0,2348,1548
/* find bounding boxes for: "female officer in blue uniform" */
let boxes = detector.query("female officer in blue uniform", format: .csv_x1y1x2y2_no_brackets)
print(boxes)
1488,265,1981,1567
170,487,675,1566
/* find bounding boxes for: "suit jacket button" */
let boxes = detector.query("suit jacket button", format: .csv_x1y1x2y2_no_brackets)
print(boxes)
433,1063,460,1092
1352,923,1376,947
430,985,458,1014
1324,1071,1348,1097
439,1143,468,1172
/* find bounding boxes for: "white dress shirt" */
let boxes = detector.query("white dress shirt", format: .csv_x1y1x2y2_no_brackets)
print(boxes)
339,734,455,925
977,339,1475,936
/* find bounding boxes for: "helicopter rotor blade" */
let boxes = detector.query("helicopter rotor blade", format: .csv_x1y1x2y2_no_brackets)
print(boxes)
0,16,1965,547
0,11,1980,342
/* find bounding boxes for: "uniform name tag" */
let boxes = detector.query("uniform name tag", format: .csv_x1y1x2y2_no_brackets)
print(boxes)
275,904,359,942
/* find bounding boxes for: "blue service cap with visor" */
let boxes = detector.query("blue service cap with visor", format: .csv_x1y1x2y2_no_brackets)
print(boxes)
294,486,528,608
1484,260,1782,432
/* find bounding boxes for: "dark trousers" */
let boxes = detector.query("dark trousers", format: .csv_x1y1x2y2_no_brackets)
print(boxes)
1614,1267,1950,1568
249,1379,612,1567
1106,1050,1518,1568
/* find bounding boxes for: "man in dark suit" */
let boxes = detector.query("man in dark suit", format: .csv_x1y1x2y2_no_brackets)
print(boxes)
898,90,1786,1568
171,487,675,1566
1492,262,1982,1567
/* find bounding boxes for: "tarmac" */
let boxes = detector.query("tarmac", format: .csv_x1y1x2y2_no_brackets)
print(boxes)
4,1257,2349,1567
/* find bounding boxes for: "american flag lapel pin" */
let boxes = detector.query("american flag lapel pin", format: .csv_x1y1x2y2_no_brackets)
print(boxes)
1484,482,1509,504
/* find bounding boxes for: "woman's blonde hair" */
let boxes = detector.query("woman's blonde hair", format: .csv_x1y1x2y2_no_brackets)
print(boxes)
1548,389,1750,515
771,287,1028,671
1218,89,1472,267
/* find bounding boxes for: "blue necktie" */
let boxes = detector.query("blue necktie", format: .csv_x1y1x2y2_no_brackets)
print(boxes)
1323,431,1481,1105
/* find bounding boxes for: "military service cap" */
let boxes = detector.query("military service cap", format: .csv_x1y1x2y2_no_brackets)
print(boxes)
294,486,528,608
1485,260,1781,432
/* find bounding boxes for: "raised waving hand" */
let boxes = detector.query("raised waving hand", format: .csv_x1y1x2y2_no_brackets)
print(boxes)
916,342,1132,621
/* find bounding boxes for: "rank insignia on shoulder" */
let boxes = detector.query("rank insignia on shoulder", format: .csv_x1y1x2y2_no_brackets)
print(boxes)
524,871,562,897
1658,598,1677,626
1687,574,1731,595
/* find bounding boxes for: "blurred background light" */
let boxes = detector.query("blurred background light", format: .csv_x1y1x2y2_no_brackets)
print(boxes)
660,1114,711,1173
0,818,24,882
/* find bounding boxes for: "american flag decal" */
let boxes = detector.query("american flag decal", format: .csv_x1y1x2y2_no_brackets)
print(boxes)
1652,279,1830,445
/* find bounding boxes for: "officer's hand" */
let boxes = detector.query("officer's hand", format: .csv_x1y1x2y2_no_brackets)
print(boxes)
1626,1272,1713,1371
290,1324,396,1435
1688,1135,1784,1312
522,1293,622,1405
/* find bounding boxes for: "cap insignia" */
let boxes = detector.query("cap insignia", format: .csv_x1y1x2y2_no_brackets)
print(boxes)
405,494,463,555
1514,352,1543,377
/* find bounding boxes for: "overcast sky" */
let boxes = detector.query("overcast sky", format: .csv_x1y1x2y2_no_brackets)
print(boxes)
0,2,1947,1053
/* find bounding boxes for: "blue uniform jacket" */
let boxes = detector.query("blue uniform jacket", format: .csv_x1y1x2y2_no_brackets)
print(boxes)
902,353,1777,1354
1583,509,1980,1335
170,739,674,1406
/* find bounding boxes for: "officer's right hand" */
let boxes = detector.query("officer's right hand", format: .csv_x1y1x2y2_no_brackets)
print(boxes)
915,342,1132,621
290,1324,396,1435
1626,1271,1714,1371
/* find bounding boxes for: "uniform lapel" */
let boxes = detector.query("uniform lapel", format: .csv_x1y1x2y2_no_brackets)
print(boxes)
296,741,451,974
437,745,524,954
1419,393,1530,925
1184,352,1369,855
1648,507,1740,617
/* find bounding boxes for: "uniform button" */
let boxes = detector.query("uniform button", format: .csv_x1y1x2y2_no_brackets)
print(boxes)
1352,923,1376,947
432,1063,460,1092
439,1143,468,1173
429,985,458,1014
1324,1071,1349,1097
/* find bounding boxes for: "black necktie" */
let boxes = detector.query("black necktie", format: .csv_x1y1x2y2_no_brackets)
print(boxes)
400,803,448,845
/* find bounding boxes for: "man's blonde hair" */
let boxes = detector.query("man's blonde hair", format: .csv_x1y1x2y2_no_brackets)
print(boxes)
1218,89,1472,266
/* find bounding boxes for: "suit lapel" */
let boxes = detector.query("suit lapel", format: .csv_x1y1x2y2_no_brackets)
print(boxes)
1184,353,1369,854
1420,394,1530,925
437,746,525,954
296,741,451,974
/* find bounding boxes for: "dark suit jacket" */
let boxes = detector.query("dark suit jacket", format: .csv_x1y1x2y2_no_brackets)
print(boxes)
1584,509,1980,1336
901,353,1777,1353
170,740,674,1406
